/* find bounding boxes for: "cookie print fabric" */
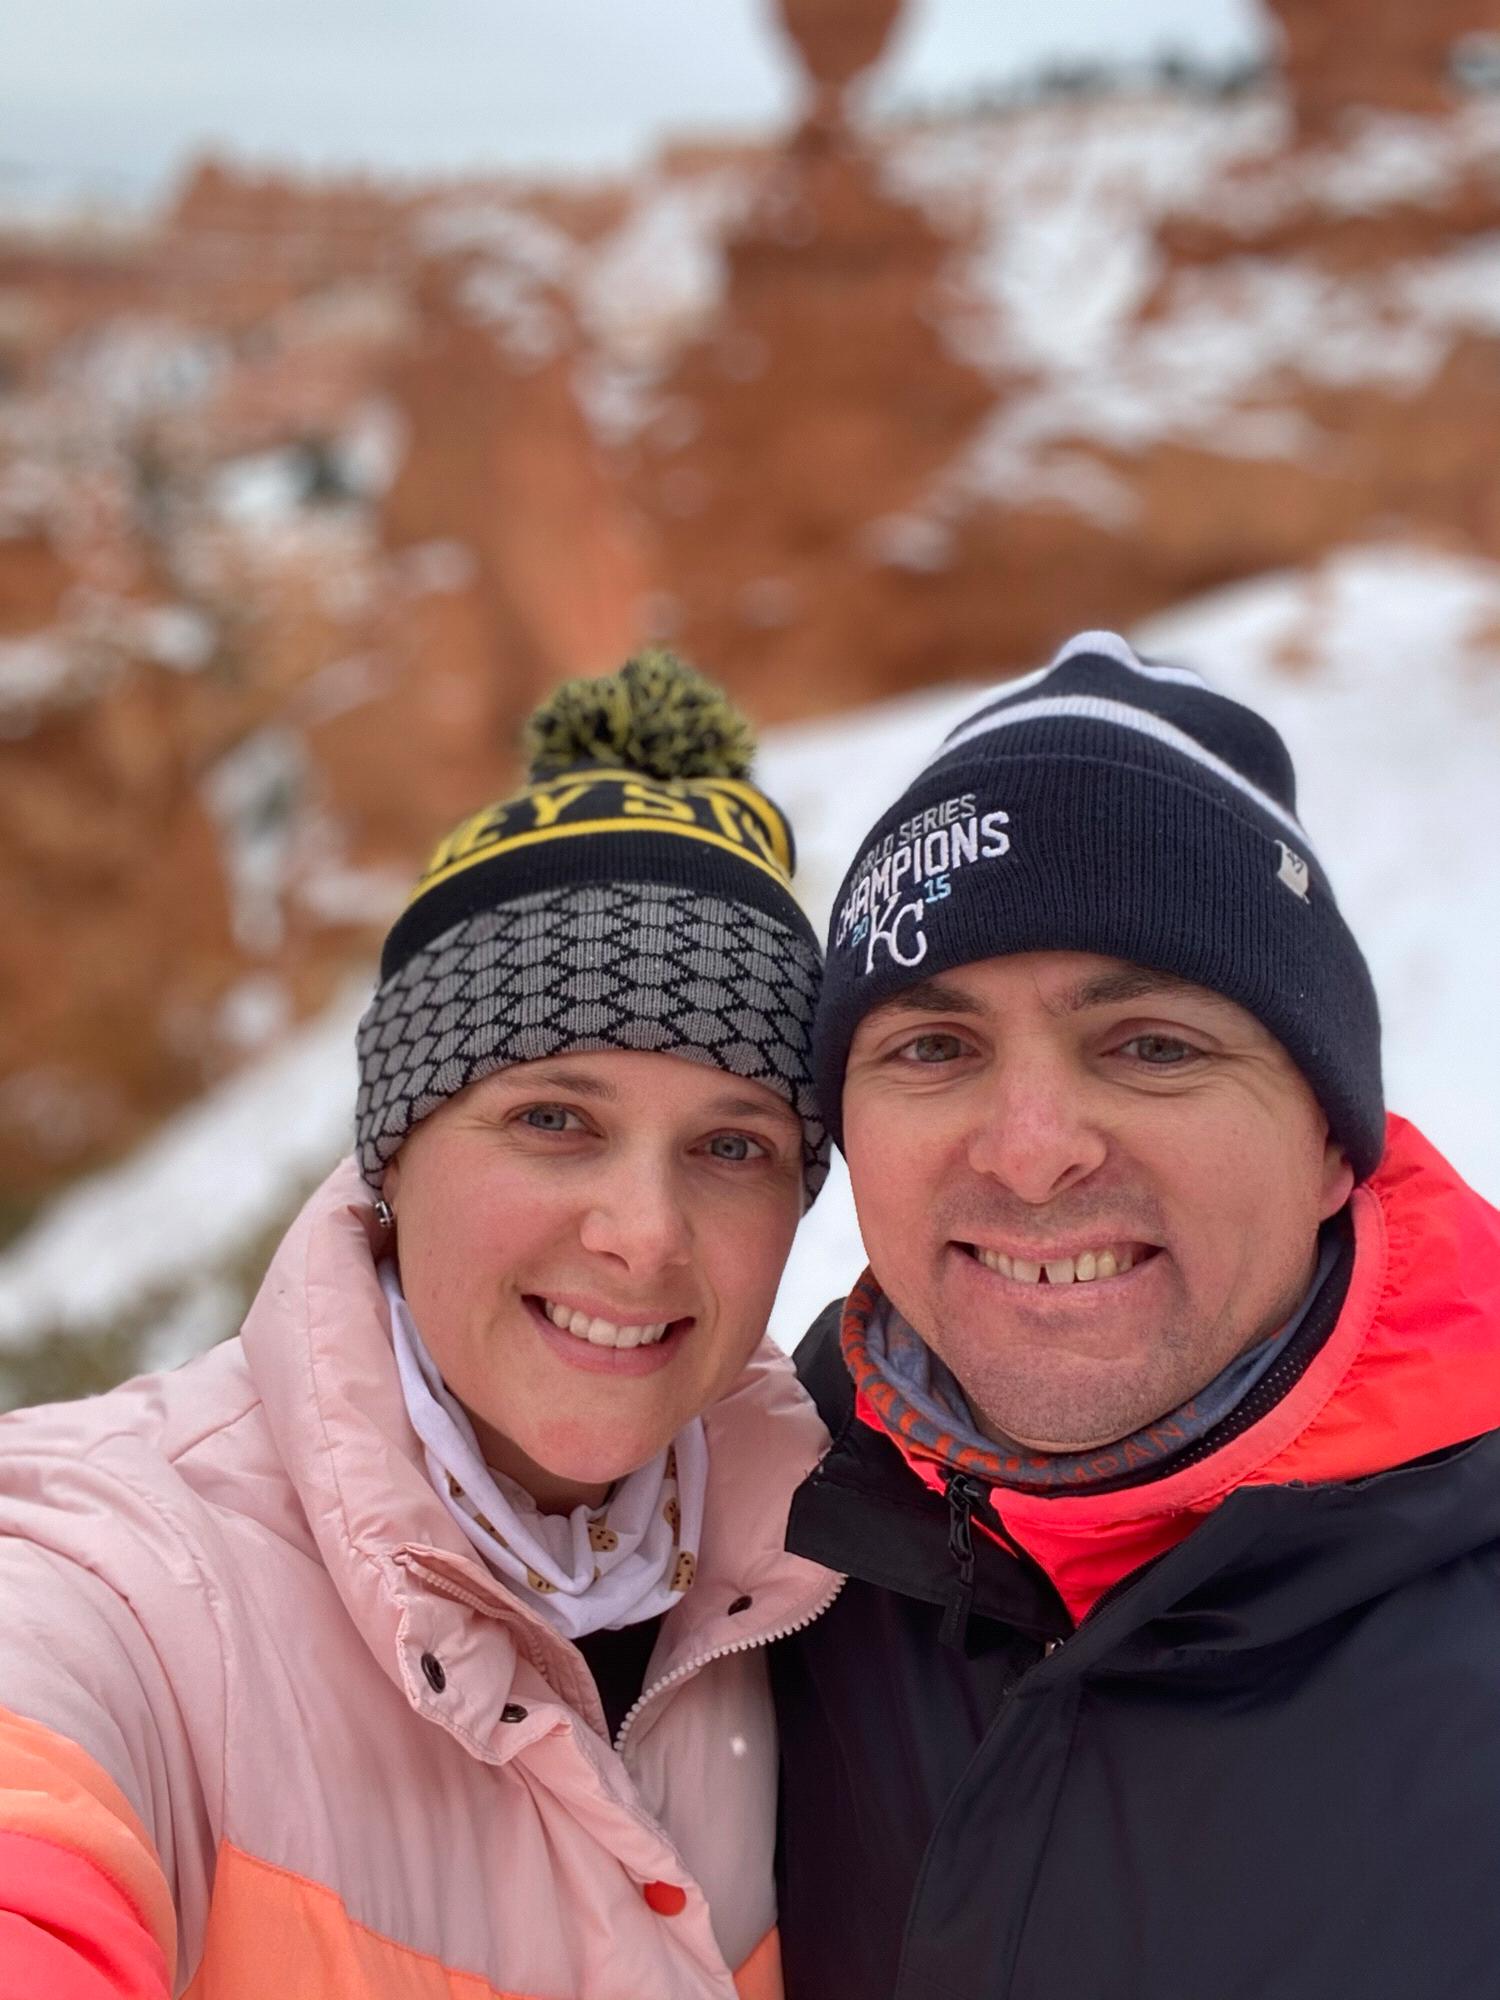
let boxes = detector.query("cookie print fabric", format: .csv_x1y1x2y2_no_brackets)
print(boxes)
383,1261,707,1639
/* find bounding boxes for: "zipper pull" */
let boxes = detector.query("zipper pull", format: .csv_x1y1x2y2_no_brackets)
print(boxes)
940,1472,982,1651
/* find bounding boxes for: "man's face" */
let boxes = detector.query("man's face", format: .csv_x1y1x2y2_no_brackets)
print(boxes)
842,951,1354,1453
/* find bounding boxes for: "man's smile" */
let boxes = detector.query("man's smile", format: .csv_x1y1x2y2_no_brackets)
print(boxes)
959,1240,1163,1286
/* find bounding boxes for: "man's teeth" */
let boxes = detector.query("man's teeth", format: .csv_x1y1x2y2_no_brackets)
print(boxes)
543,1300,671,1347
974,1246,1137,1285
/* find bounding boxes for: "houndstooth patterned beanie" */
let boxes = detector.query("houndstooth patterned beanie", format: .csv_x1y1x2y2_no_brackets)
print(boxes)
357,651,830,1199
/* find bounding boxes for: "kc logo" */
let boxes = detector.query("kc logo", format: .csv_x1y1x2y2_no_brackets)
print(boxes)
866,894,929,972
836,793,1013,975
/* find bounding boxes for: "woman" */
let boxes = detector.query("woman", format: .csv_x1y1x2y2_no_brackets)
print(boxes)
0,653,841,2000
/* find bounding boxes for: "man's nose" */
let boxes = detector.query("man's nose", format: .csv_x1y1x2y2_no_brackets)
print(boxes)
963,1053,1107,1205
578,1154,693,1272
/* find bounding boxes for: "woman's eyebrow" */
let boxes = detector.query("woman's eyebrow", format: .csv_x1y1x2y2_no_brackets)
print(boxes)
489,1070,794,1125
499,1067,618,1100
706,1093,801,1125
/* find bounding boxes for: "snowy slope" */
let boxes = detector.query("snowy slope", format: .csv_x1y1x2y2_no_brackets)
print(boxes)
1,538,1497,1393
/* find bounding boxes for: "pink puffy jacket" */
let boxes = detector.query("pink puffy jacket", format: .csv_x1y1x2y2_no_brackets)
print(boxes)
0,1162,840,1999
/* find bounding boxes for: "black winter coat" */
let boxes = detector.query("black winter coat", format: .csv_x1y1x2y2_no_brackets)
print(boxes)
772,1301,1500,2000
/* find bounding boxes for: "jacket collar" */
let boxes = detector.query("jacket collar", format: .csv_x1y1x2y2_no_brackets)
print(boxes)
241,1159,836,1752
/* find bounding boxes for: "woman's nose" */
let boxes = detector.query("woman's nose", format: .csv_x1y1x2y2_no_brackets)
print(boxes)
577,1157,693,1271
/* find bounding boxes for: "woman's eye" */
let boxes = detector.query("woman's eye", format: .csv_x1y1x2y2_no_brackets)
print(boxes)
519,1104,582,1132
705,1132,766,1163
897,1032,969,1065
1120,1034,1198,1066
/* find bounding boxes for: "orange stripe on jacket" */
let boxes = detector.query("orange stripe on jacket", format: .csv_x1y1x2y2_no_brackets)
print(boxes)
185,1845,786,2000
0,1830,169,2000
733,1926,784,2000
0,1707,175,1985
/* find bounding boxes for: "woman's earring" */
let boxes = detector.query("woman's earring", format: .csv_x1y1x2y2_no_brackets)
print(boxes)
374,1196,395,1234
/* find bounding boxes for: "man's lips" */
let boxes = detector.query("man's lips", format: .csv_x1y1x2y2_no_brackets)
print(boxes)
955,1240,1162,1289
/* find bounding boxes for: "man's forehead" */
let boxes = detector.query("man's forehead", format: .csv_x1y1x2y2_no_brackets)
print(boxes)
857,954,1244,1026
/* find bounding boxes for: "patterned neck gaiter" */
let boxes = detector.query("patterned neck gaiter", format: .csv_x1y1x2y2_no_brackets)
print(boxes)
842,1232,1339,1494
383,1262,706,1639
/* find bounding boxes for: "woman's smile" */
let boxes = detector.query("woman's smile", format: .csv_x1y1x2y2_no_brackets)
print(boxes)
524,1293,695,1376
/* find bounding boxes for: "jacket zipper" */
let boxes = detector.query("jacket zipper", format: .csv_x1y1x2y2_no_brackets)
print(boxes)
613,1574,846,1755
940,1472,983,1650
939,1474,1074,1659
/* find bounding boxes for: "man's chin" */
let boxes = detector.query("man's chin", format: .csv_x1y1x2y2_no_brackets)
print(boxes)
938,1336,1184,1460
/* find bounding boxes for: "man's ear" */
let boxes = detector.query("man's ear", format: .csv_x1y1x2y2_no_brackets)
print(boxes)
382,1157,400,1208
1318,1134,1355,1221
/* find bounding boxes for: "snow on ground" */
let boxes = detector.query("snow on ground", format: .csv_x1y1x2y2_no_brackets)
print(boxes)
0,979,369,1354
1,537,1497,1391
1137,542,1500,1199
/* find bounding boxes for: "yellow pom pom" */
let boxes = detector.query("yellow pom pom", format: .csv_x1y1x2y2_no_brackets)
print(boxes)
524,649,757,782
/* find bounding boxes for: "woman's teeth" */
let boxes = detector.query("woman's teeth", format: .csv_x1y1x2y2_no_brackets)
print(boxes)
543,1300,671,1348
973,1246,1138,1285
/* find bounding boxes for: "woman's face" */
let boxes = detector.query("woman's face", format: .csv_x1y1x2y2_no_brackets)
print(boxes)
383,1048,805,1509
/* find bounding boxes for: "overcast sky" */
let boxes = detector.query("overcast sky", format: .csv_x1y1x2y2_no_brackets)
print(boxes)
3,0,1268,204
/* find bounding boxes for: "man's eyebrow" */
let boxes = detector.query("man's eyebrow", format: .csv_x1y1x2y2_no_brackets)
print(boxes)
861,978,988,1021
1055,968,1222,1014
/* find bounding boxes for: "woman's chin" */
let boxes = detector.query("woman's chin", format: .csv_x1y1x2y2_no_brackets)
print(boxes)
484,1415,673,1507
540,1436,662,1490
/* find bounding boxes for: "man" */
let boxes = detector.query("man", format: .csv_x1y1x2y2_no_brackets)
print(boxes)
772,631,1500,1999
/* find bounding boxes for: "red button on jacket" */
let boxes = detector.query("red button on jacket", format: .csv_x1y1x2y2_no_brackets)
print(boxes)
642,1880,687,1917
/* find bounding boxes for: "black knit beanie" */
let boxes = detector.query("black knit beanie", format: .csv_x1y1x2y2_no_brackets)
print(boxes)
357,650,829,1199
814,630,1384,1181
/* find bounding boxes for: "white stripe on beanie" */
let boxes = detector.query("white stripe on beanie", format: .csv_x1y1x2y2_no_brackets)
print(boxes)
931,632,1213,755
932,692,1314,851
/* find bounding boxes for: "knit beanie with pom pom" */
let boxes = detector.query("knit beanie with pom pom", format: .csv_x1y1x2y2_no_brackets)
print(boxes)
355,650,830,1199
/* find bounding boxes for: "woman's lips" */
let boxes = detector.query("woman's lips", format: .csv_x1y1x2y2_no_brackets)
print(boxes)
522,1295,692,1376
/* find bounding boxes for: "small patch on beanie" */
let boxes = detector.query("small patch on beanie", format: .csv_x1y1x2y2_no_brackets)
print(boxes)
832,789,1013,975
1275,841,1311,901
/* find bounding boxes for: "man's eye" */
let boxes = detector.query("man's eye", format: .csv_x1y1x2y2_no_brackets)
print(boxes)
705,1132,767,1162
520,1105,581,1132
897,1032,969,1065
1120,1034,1197,1066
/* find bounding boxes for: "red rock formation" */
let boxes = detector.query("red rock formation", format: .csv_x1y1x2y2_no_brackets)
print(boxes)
1267,0,1500,135
382,276,646,705
10,11,1500,1206
772,0,908,123
631,0,999,712
631,139,996,715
